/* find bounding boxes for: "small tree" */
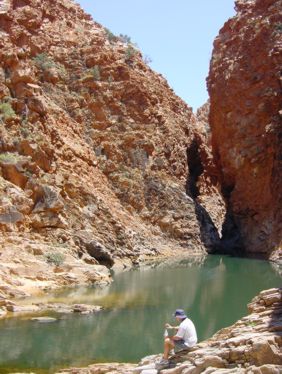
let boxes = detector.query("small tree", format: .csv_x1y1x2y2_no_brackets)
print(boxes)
119,34,131,44
143,55,152,65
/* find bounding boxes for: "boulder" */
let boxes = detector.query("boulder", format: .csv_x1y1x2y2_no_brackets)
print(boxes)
0,206,24,225
72,304,102,314
6,304,41,313
86,240,114,266
31,212,67,229
248,364,282,374
32,185,64,213
0,299,16,307
19,140,52,172
0,160,29,189
0,307,7,317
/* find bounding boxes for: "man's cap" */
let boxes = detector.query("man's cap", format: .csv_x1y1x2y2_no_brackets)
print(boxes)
173,309,187,318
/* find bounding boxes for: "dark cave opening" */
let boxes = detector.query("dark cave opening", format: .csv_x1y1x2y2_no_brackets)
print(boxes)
186,139,204,199
186,138,220,253
185,139,244,256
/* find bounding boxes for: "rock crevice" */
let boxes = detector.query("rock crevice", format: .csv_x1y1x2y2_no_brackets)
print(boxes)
208,0,282,258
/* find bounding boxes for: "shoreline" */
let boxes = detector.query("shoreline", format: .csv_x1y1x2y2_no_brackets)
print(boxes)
0,250,206,320
1,251,281,321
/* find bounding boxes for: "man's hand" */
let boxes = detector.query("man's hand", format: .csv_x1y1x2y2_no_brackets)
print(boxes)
172,335,182,341
165,323,179,329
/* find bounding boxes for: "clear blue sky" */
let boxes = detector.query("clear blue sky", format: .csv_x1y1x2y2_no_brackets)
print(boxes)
76,0,236,110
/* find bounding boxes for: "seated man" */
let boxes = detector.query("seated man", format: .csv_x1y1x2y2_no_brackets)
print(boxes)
159,309,197,367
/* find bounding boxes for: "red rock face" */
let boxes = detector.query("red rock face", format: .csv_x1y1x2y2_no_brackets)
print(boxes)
208,0,282,257
0,0,224,296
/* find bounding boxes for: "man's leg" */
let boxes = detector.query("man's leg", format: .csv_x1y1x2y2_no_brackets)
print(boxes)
174,339,190,353
163,337,174,360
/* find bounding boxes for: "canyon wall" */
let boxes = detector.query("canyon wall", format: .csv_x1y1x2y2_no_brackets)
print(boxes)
1,0,280,300
0,0,224,298
208,0,282,258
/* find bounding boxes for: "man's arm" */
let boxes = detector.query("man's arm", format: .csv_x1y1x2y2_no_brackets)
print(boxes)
165,324,181,340
171,335,183,341
165,323,179,329
172,324,186,341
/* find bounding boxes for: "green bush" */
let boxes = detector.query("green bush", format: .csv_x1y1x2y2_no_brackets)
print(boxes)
45,252,65,266
90,65,101,81
33,53,57,71
125,45,138,62
20,127,31,138
0,102,16,120
81,66,101,82
33,54,67,79
105,28,117,43
119,34,131,44
0,152,20,163
57,65,67,79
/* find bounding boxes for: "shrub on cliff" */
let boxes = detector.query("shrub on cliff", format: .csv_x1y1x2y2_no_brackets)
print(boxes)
33,53,57,71
90,65,101,81
119,34,131,44
33,53,67,80
125,45,138,63
0,102,16,121
105,28,118,43
143,55,152,65
0,152,21,163
45,252,65,267
81,66,101,82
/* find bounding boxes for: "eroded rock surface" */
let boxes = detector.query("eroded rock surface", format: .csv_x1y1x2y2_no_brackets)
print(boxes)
208,0,282,257
0,0,224,298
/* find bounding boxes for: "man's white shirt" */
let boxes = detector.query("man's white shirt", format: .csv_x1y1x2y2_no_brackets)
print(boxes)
175,318,197,347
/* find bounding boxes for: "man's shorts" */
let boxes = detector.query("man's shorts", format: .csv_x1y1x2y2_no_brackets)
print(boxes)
174,339,189,353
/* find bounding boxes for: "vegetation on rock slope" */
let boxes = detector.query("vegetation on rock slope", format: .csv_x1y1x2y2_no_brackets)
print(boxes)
0,0,224,298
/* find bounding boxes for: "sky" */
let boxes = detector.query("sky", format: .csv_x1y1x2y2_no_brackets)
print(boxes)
76,0,236,111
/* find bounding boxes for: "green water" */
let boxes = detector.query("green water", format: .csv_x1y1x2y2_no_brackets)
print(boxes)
0,255,281,373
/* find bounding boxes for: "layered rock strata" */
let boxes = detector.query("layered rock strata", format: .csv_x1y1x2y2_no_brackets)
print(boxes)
208,0,282,258
0,0,224,298
56,288,282,373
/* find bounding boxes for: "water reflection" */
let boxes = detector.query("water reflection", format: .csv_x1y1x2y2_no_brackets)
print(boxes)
0,255,281,372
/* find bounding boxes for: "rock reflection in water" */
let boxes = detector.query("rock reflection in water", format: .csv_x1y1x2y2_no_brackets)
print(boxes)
0,255,281,372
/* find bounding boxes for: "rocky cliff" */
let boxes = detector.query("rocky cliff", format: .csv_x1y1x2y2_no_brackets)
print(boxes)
208,0,282,258
0,0,224,298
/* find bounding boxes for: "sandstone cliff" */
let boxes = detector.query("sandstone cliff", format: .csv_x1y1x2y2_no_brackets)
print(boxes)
208,0,282,258
0,0,224,298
